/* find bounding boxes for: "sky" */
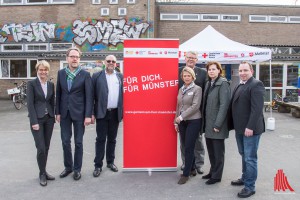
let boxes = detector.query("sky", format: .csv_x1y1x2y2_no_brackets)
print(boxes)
190,0,299,6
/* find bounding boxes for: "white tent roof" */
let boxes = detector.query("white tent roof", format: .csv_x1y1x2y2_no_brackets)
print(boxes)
179,25,271,63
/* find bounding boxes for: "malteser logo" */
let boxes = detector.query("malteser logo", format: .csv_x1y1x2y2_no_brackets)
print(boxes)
274,169,295,193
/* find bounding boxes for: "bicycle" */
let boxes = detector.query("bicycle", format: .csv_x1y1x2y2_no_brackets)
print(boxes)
264,93,282,112
7,81,27,110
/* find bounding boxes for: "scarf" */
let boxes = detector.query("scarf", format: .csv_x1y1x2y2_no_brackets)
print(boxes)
65,66,81,81
181,82,195,95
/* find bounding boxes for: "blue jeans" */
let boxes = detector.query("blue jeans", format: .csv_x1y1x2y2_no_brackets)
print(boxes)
235,133,261,191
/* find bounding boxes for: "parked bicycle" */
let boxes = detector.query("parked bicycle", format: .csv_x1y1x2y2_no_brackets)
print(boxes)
264,93,282,112
7,81,27,110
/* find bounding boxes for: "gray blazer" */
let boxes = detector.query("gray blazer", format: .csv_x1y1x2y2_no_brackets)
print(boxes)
175,84,202,122
227,77,265,135
27,78,55,125
202,77,230,139
92,70,123,122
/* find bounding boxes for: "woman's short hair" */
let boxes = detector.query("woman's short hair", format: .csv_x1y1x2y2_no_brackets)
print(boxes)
206,61,222,76
181,67,196,80
35,60,50,71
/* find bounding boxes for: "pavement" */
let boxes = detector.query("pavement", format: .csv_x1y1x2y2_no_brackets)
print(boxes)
0,100,299,200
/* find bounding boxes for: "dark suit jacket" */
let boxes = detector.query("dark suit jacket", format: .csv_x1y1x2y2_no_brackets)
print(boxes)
27,78,55,125
92,70,123,122
55,68,93,121
227,77,265,135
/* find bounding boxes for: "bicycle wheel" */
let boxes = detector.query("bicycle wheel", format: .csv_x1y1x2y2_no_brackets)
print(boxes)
13,95,22,110
21,94,27,106
264,105,270,112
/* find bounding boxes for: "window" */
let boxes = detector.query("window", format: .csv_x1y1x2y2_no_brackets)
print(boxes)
27,0,48,3
101,8,109,16
285,89,298,102
249,15,268,22
127,0,135,4
0,59,38,79
201,14,220,21
259,64,283,87
287,65,298,87
50,43,73,51
109,0,118,4
92,0,101,4
160,13,180,21
1,0,22,5
221,14,241,22
25,44,48,51
269,16,287,23
2,44,23,52
51,0,74,3
118,8,127,16
288,16,300,23
180,14,200,21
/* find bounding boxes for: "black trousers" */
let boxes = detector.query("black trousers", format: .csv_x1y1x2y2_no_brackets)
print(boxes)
205,137,225,180
31,114,55,175
179,118,202,177
94,109,120,168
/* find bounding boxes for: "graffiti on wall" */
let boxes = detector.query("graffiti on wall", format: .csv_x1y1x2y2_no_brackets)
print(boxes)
0,22,56,43
0,18,151,51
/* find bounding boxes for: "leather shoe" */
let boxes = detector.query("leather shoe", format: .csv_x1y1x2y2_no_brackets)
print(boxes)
205,178,221,185
178,175,189,185
93,168,102,177
73,171,81,180
107,163,118,172
45,172,55,180
39,174,47,186
60,169,73,178
202,174,212,179
196,167,204,174
231,178,244,186
190,169,197,177
237,188,255,198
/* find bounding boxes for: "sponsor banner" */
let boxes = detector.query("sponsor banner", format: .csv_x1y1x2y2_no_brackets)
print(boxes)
124,48,179,58
179,51,271,61
123,39,179,170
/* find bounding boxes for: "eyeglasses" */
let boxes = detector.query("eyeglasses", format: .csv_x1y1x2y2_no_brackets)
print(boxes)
68,56,80,59
106,60,116,64
186,57,197,60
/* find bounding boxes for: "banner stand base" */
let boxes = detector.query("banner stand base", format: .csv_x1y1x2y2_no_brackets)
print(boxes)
122,167,177,172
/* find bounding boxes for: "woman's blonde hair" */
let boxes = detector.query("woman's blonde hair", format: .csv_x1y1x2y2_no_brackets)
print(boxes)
35,60,50,71
181,67,196,80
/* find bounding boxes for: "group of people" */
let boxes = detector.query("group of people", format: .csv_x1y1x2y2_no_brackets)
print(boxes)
27,47,265,198
27,47,123,187
175,51,265,198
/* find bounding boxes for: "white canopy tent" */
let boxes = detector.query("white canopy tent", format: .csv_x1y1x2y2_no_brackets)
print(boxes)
179,25,271,63
179,25,275,127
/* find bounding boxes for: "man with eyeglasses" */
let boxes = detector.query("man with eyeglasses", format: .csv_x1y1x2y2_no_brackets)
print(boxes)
55,47,93,181
178,51,207,175
91,55,123,177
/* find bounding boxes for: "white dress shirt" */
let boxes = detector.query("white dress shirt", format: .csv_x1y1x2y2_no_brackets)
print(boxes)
105,71,120,109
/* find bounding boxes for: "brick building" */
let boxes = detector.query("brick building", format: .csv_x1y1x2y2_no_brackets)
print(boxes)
0,1,300,101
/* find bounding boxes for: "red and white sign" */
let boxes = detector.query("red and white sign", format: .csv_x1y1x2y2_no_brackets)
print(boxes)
123,39,179,171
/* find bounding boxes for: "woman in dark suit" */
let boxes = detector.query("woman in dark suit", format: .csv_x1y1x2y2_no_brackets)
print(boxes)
175,67,202,185
27,60,55,186
201,61,230,185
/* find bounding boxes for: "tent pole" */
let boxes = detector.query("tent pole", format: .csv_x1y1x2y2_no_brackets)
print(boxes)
269,59,272,118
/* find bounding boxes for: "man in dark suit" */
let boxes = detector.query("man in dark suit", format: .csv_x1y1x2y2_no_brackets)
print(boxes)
55,47,93,181
228,61,265,198
91,55,123,177
178,51,207,174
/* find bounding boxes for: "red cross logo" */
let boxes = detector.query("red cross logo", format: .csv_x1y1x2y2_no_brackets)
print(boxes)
202,53,208,58
249,52,254,57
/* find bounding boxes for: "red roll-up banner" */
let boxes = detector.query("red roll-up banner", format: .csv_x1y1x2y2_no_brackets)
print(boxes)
123,39,179,171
